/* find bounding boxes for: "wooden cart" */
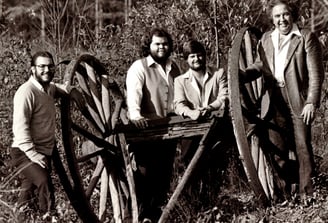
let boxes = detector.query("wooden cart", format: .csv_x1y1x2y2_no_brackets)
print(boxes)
53,54,226,223
54,27,276,222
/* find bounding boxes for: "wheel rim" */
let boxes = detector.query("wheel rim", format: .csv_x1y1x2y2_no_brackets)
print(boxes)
228,27,271,206
59,54,132,222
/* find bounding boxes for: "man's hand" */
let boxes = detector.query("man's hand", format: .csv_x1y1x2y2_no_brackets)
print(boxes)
29,152,47,168
188,109,201,120
198,105,214,117
131,117,148,129
301,103,315,125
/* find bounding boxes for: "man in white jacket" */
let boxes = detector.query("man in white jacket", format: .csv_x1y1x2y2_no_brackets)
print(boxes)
174,40,228,120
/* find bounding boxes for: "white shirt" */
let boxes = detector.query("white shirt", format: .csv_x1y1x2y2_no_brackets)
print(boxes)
126,55,175,119
188,71,210,108
271,24,301,83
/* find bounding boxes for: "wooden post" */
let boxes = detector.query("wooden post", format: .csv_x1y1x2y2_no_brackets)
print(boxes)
159,117,219,223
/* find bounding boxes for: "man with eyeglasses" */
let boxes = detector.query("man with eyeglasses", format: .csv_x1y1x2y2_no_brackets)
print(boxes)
10,51,80,222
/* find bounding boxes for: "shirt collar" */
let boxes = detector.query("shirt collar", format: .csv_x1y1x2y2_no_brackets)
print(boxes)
182,68,211,79
146,55,172,68
271,23,301,39
30,76,45,92
29,76,52,93
290,24,302,36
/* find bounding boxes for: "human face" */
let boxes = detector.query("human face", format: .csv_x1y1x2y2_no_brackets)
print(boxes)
31,56,55,86
150,35,170,62
272,4,293,35
187,53,206,71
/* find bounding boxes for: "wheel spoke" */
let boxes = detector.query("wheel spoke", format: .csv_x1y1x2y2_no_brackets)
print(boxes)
84,61,107,126
71,122,118,155
228,27,269,206
75,66,107,135
58,54,130,222
86,158,105,199
101,75,113,131
76,149,107,163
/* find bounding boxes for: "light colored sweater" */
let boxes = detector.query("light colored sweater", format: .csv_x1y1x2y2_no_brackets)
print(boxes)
12,76,59,158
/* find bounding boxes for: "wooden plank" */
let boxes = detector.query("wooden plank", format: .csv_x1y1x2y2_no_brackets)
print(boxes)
114,112,223,143
123,122,212,142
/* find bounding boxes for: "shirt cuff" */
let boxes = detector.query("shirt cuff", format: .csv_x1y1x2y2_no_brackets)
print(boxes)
25,149,40,160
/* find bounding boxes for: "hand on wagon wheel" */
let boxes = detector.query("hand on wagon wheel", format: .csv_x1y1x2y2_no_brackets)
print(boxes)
131,117,149,129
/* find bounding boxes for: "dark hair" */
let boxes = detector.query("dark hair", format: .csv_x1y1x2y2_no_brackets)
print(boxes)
31,51,54,66
182,40,206,60
140,28,173,57
267,0,299,22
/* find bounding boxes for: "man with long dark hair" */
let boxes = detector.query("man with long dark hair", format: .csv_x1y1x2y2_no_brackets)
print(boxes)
126,28,180,222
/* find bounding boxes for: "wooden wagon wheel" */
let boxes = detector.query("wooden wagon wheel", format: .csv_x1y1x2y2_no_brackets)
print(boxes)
56,54,138,222
228,26,272,206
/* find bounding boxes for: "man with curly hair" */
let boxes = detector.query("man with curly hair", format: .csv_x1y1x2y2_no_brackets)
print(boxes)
126,28,180,222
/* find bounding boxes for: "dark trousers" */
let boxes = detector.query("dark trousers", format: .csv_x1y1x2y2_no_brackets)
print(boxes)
130,140,176,222
267,86,314,196
10,148,55,214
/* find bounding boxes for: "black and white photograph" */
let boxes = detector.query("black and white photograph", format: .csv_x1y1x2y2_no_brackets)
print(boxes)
0,0,327,222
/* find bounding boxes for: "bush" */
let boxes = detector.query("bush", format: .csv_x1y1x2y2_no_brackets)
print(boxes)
0,0,327,222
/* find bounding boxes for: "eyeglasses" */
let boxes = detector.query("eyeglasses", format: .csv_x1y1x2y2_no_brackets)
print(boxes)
35,64,56,70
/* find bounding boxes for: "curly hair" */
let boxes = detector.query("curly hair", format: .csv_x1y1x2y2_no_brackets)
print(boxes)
267,0,299,22
140,28,173,57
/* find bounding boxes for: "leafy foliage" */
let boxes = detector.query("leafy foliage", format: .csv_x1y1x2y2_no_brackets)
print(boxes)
0,0,327,222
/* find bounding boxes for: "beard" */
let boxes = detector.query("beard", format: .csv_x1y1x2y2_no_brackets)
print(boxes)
34,71,54,86
190,65,205,72
151,52,170,64
190,61,206,72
